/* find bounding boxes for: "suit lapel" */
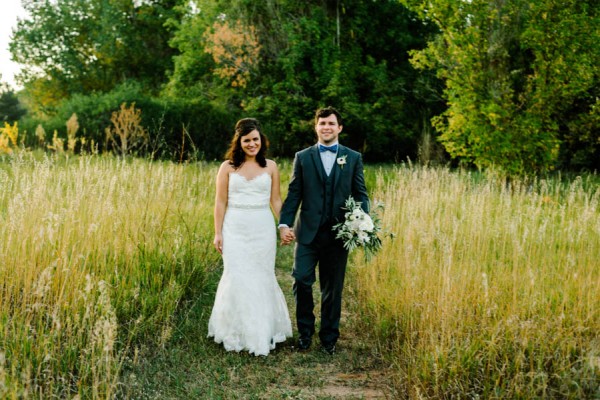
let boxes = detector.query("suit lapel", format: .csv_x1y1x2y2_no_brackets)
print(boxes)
333,145,346,189
309,144,325,183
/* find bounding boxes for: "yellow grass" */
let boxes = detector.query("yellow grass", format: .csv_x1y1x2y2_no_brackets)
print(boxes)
1,154,597,398
0,153,218,398
351,166,600,398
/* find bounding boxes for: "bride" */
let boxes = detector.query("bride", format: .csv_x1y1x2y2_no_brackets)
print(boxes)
209,118,292,356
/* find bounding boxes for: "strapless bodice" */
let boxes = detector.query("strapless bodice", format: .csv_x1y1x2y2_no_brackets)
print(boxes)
227,172,271,209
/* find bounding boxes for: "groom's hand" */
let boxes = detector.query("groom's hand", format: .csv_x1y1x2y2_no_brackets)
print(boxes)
279,226,295,245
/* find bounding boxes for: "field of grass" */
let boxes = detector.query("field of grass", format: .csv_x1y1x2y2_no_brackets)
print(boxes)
353,166,600,398
0,153,220,398
0,153,598,398
118,243,391,399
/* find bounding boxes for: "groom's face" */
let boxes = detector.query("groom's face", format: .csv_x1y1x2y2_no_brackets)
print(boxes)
315,114,343,145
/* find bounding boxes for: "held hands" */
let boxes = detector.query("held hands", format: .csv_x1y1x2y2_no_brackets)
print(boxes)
217,228,295,252
279,227,296,246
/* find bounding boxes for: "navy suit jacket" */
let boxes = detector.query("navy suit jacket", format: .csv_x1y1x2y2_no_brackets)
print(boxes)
280,144,370,245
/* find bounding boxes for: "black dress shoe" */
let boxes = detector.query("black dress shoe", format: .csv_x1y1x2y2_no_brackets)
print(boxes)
321,342,336,355
297,337,312,350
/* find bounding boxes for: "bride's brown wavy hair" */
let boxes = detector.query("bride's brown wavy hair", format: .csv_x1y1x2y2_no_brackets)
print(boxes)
225,118,269,169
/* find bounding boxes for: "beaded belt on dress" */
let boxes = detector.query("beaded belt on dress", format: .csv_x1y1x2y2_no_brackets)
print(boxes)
228,202,270,209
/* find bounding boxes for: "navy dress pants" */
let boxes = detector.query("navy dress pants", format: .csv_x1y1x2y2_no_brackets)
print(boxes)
292,225,349,345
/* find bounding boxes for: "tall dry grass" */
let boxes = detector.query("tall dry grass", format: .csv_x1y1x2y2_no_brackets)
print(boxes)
0,153,218,398
352,166,600,399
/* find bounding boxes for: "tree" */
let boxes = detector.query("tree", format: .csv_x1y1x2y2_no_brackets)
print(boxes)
203,19,261,89
10,0,184,113
167,0,442,161
402,0,600,174
0,86,27,123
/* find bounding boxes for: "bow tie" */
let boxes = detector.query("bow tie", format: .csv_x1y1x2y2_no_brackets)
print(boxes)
319,144,338,153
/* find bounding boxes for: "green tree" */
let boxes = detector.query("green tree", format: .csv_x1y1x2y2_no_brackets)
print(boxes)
0,84,27,123
402,0,600,174
168,0,442,161
10,0,183,113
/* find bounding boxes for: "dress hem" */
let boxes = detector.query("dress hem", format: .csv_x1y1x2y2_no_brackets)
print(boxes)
207,332,292,356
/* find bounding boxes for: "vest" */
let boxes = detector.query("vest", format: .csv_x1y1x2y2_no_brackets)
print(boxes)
319,162,337,227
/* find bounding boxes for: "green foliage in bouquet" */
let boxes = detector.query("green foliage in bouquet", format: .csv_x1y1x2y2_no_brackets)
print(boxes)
332,196,388,262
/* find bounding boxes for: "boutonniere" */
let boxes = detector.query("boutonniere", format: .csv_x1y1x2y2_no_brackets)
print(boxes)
337,155,347,169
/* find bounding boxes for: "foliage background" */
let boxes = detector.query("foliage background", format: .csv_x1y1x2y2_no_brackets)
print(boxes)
2,0,599,172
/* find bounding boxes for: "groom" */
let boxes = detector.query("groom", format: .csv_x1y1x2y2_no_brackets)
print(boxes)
279,106,369,355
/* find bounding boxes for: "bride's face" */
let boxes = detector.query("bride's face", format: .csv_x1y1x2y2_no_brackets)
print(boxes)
241,129,261,158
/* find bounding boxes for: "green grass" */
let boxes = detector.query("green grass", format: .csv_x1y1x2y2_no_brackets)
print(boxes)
0,153,220,398
352,164,600,399
119,245,391,399
1,152,597,398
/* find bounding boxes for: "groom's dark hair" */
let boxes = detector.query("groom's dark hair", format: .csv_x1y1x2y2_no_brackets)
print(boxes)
315,106,343,126
226,118,269,168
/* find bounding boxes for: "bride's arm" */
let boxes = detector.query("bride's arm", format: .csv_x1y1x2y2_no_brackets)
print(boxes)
269,160,282,219
213,162,230,254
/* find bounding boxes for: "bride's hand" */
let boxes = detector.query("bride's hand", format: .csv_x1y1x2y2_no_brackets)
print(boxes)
214,234,223,254
279,227,295,246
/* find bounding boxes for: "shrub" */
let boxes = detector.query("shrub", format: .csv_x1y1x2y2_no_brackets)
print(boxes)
19,81,237,160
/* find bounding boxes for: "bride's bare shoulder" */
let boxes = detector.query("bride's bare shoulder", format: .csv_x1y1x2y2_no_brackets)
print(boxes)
218,161,235,171
217,161,235,179
266,159,279,172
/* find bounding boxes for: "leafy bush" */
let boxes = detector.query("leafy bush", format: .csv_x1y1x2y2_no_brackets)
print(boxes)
19,82,237,160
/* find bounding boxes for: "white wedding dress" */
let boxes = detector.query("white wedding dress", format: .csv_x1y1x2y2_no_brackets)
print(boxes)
208,172,292,356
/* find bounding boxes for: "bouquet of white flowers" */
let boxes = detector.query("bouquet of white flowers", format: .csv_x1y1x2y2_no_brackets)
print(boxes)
332,196,384,261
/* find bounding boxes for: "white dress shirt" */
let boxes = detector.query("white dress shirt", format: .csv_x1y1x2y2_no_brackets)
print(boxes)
319,142,338,176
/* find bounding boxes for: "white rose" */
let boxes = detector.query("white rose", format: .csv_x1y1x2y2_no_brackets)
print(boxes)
358,214,374,232
348,219,362,233
352,208,364,219
358,231,370,244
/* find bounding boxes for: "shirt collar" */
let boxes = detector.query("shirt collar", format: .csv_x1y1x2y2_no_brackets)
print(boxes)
318,141,339,148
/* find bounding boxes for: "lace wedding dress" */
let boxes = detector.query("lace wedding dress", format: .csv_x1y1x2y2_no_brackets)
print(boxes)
208,172,292,356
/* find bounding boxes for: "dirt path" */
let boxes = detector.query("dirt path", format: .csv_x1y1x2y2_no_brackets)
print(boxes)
121,246,394,399
269,264,393,400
